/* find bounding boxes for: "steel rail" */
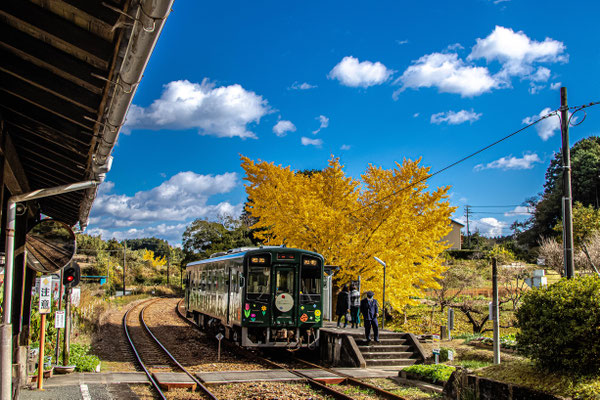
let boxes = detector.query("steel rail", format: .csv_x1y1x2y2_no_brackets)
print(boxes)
122,298,167,400
26,235,68,271
291,356,410,400
140,300,219,400
175,299,360,400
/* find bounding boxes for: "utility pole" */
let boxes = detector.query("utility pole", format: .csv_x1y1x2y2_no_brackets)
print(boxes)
465,205,471,248
167,253,170,286
492,258,500,364
560,87,575,279
123,241,127,296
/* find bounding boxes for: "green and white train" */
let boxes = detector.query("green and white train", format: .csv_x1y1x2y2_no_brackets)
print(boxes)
185,246,324,348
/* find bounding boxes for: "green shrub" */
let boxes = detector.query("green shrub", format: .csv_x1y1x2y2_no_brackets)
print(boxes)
69,344,100,372
516,276,600,374
403,364,455,383
439,347,452,362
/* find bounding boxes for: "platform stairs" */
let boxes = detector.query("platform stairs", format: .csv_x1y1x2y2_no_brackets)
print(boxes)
346,330,425,367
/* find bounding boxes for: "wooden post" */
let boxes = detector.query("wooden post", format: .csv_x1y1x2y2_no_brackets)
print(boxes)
62,288,71,366
37,313,46,390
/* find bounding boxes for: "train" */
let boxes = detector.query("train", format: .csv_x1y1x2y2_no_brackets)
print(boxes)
185,246,324,348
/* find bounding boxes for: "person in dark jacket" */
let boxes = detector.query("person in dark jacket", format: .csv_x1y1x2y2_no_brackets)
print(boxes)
335,285,351,328
360,291,379,343
349,285,361,328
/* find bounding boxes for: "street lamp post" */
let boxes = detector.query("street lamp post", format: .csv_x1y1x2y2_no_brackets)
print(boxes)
373,257,386,330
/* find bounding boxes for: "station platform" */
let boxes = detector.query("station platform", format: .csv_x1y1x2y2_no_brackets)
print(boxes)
18,367,400,399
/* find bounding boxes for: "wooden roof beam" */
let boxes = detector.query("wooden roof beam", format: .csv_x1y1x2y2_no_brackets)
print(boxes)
0,50,101,114
0,1,113,70
0,24,105,95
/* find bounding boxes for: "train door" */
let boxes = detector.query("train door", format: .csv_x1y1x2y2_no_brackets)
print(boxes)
272,266,296,326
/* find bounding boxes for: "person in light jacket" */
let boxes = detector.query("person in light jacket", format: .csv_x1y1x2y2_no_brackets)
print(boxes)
360,291,379,343
349,285,361,328
335,285,351,328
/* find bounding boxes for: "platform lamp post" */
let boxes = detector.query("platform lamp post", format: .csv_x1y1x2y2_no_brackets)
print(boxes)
373,257,386,330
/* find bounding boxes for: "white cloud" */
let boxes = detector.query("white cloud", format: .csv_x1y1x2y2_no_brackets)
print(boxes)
124,79,269,139
396,39,409,45
340,144,351,150
550,82,561,90
504,206,534,217
431,109,482,125
474,153,541,171
289,81,317,90
522,107,560,140
301,137,323,147
395,52,498,97
447,43,464,51
87,223,191,244
97,181,115,194
413,113,420,118
396,27,567,98
273,120,296,137
329,56,393,88
528,83,545,94
313,115,329,134
90,171,240,227
456,216,508,237
468,26,567,81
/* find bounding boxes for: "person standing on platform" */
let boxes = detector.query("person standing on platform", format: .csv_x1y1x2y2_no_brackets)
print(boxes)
350,285,361,328
335,284,351,328
360,291,379,343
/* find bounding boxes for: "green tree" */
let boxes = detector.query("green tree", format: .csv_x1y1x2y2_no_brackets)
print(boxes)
518,136,600,250
181,217,255,263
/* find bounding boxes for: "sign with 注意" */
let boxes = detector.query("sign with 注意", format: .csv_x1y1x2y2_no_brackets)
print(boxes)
39,276,52,314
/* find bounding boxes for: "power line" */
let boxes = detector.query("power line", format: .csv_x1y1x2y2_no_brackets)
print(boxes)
347,108,559,216
345,101,600,217
469,205,523,208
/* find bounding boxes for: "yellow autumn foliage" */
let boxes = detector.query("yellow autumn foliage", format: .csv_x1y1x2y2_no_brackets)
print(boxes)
241,155,455,309
142,249,167,268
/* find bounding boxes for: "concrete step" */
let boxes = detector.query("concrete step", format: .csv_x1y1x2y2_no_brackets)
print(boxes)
361,351,415,360
355,339,408,346
365,358,417,367
346,331,406,339
358,345,411,352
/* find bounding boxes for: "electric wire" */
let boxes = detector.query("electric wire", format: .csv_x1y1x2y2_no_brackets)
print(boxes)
346,109,558,216
347,101,600,217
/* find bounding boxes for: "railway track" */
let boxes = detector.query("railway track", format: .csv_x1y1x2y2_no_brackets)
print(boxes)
26,234,73,270
123,298,218,400
175,299,410,400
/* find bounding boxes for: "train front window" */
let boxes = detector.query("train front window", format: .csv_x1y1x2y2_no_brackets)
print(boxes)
300,265,321,303
275,269,294,295
247,266,270,301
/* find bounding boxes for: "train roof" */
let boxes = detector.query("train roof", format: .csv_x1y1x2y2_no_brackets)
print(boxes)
186,246,323,267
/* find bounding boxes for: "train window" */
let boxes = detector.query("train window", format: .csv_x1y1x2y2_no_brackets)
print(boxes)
247,266,270,301
275,269,294,295
300,264,321,303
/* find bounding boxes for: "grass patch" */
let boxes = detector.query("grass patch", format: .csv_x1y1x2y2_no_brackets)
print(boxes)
403,364,456,384
475,359,600,399
457,360,492,370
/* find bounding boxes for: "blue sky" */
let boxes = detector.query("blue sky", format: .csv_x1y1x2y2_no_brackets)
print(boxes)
87,0,600,245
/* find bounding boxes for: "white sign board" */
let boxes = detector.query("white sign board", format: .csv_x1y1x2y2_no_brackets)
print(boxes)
71,288,81,307
39,275,52,314
216,333,224,341
448,350,454,361
54,310,65,329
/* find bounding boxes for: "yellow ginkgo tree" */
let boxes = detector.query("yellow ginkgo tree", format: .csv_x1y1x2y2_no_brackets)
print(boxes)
241,155,455,310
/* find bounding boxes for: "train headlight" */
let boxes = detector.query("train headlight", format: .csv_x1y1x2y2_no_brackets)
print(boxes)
303,258,318,266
